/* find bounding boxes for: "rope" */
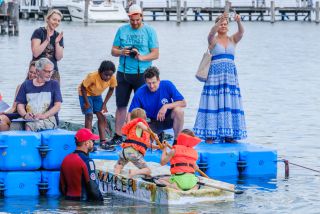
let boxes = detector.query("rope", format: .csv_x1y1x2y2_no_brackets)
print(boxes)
288,161,320,173
279,159,320,176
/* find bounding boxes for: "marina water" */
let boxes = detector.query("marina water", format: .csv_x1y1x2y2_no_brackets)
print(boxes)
0,20,320,213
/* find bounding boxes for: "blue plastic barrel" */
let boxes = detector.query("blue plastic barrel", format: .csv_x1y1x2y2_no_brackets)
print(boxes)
41,171,60,196
0,131,41,171
40,129,76,170
0,171,41,196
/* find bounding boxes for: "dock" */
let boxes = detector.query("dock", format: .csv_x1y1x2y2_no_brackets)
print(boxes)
1,0,319,35
17,0,320,23
136,0,320,23
0,1,19,36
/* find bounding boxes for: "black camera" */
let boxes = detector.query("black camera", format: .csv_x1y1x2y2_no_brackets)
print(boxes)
127,47,137,58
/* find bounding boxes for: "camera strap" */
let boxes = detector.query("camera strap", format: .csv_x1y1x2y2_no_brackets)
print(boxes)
123,56,140,78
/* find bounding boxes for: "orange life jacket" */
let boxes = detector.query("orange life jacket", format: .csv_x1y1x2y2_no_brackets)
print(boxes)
121,118,150,156
170,133,201,174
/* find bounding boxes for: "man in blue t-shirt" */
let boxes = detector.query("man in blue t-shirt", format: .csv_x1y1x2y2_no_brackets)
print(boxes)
108,4,159,146
15,58,62,131
128,66,186,142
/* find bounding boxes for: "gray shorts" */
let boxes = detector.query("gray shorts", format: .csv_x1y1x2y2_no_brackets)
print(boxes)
26,116,57,132
116,147,148,169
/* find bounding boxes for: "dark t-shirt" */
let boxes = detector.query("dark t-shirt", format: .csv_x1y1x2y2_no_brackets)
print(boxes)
31,27,64,71
15,79,63,120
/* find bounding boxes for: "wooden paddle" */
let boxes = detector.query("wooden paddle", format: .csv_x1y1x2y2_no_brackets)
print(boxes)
147,127,164,149
197,181,244,194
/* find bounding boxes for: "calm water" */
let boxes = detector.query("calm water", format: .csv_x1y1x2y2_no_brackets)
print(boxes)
1,20,320,213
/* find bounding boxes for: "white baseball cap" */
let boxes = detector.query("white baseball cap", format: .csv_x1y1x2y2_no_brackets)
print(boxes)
128,4,142,16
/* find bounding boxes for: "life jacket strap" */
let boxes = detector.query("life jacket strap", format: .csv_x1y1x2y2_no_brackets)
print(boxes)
123,139,148,151
171,163,195,169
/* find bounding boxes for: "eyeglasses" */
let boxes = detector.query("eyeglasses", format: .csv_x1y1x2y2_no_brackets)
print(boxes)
42,69,54,74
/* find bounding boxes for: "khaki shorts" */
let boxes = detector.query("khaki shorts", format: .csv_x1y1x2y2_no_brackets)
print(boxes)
116,147,148,169
26,116,57,132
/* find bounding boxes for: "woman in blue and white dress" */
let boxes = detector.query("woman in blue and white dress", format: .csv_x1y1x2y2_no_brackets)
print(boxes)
193,13,247,143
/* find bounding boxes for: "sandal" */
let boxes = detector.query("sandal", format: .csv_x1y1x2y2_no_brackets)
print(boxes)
205,138,215,144
100,141,116,151
141,176,154,182
224,138,237,143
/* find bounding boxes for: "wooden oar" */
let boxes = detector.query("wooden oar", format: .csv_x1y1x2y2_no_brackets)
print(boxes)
161,141,243,194
147,127,164,149
197,181,244,194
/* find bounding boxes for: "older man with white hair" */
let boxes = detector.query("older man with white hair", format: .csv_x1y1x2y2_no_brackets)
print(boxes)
16,57,62,131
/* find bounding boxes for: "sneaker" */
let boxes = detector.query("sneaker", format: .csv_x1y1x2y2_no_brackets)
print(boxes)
100,141,116,152
172,139,177,145
158,131,165,143
107,134,123,146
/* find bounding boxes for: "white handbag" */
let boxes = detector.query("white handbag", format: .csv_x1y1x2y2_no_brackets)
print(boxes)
195,49,211,82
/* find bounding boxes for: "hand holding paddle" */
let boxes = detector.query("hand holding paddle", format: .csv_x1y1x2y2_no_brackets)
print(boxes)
147,127,164,149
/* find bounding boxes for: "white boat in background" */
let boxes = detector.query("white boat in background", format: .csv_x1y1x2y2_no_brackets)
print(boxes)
67,0,129,22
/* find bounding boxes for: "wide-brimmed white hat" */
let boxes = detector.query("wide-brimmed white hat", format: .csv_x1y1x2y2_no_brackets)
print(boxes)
128,4,142,16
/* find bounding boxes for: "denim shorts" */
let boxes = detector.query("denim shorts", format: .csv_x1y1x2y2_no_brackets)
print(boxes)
79,95,103,114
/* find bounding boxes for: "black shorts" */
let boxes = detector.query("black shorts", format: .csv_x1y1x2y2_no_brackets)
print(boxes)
116,71,145,108
148,112,173,134
4,113,20,120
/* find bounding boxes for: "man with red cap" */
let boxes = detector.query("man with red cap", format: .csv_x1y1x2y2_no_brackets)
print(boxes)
59,128,103,201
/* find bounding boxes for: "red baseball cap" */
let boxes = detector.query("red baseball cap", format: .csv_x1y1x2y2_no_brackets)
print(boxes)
75,128,99,143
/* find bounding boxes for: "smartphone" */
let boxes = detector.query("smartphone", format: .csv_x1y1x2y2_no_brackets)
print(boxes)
224,1,230,14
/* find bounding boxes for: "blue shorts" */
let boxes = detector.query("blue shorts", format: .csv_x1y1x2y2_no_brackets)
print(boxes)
79,95,103,114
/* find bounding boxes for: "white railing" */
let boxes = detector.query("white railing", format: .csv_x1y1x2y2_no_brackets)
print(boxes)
132,0,314,8
18,0,315,13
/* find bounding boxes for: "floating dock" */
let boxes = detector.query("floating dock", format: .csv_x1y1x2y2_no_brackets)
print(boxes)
0,129,277,197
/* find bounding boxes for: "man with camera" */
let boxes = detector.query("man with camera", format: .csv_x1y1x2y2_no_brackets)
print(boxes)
108,4,159,147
